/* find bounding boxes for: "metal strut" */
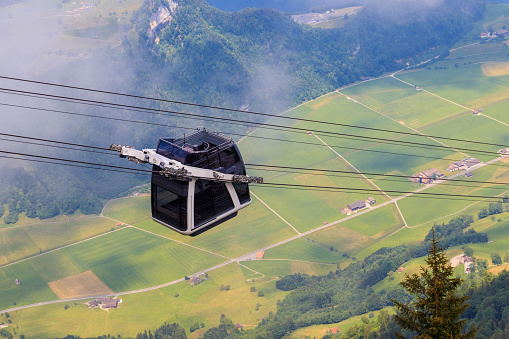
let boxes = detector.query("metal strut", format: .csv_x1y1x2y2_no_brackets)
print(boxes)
109,144,263,183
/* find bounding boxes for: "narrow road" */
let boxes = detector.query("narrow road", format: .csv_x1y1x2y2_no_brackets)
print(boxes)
251,192,301,235
312,132,392,200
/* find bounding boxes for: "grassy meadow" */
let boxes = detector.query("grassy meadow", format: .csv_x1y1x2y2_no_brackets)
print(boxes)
7,263,289,339
0,217,118,266
0,227,226,310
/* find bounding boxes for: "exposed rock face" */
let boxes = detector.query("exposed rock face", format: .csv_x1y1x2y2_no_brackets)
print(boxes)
148,0,178,43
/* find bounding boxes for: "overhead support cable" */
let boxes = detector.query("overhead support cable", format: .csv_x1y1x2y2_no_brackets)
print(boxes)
0,88,503,157
1,75,506,148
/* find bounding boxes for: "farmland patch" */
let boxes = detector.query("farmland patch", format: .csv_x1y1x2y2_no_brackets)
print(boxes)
482,61,509,76
48,270,113,299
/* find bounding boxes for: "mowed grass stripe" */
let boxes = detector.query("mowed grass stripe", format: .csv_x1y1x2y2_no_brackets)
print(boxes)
0,228,39,264
0,228,225,309
0,217,118,266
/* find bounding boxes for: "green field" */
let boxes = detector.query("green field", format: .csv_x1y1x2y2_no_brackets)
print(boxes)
263,238,342,263
241,258,336,278
102,196,151,225
0,217,117,266
0,227,226,310
290,307,396,338
8,263,289,339
306,203,404,257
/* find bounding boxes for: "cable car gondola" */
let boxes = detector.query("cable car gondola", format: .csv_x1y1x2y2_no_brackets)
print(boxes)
110,128,262,235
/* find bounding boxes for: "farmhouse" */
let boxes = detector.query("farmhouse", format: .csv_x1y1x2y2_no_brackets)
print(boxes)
366,197,376,205
104,299,120,309
498,147,509,155
256,251,265,259
465,172,473,178
88,297,122,309
447,161,466,172
410,168,444,184
347,200,366,212
464,158,481,168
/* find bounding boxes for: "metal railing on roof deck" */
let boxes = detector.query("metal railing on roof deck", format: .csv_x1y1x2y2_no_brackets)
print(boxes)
158,128,235,155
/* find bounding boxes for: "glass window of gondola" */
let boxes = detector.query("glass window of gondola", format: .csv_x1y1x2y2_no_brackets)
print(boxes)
207,150,221,170
233,182,250,204
219,146,240,169
194,180,234,228
151,171,188,231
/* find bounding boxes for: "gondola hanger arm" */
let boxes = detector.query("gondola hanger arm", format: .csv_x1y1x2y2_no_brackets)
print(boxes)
110,144,263,183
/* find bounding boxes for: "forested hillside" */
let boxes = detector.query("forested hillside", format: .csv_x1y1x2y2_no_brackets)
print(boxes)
127,0,485,109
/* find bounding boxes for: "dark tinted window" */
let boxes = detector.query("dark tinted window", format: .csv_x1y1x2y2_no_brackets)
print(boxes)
219,147,240,169
207,152,221,170
194,180,234,228
151,180,188,231
233,183,250,204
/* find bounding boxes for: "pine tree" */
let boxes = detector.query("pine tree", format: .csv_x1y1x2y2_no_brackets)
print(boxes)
392,228,477,338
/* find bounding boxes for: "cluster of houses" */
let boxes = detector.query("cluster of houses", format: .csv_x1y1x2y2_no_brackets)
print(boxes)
408,158,481,184
87,298,122,309
447,158,481,172
410,168,444,185
480,30,509,38
341,197,375,214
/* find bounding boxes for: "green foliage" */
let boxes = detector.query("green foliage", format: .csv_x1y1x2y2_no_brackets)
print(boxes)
463,271,509,338
463,245,474,258
427,215,488,248
189,323,200,332
392,228,476,338
489,202,503,215
202,316,238,338
491,253,502,265
275,273,312,291
478,208,489,219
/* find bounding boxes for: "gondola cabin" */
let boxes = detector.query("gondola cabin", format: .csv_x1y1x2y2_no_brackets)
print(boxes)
151,129,251,235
